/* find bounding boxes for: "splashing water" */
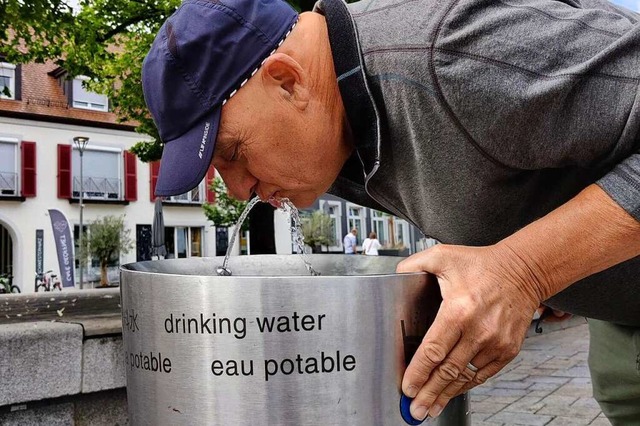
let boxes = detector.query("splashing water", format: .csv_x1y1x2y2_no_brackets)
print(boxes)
216,196,320,276
278,198,321,276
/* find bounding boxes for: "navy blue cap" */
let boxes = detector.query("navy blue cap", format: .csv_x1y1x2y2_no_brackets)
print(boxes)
142,0,298,196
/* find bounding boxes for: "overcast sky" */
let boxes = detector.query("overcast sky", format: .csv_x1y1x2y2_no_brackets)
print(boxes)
610,0,640,11
66,0,80,12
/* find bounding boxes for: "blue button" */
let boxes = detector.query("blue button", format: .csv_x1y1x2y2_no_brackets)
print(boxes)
400,394,426,425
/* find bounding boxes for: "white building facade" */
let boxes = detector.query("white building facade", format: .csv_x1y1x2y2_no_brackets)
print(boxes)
0,115,221,292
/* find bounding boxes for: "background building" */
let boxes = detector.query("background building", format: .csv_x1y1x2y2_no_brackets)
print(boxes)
0,60,218,291
305,194,428,255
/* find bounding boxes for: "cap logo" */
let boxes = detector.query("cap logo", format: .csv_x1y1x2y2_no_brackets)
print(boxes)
199,121,211,159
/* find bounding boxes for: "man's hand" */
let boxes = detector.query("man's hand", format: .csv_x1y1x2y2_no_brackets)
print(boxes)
396,243,541,421
395,184,640,421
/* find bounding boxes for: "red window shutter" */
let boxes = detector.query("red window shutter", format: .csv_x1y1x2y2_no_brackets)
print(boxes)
123,151,137,201
20,141,37,197
149,161,160,201
57,144,72,199
206,165,216,203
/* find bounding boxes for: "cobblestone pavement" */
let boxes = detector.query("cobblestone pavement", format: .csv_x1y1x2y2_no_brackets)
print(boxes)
470,318,610,426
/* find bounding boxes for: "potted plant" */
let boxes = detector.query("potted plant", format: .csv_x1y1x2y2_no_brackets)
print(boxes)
300,211,335,253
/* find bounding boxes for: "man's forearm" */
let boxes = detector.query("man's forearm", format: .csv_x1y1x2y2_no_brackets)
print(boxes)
495,184,640,302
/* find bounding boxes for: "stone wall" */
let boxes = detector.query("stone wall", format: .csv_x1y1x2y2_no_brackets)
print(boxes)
0,289,127,425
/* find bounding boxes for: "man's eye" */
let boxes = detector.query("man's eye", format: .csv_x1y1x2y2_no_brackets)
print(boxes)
230,143,240,161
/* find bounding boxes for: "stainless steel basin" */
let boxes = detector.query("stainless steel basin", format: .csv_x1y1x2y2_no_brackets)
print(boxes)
120,255,469,425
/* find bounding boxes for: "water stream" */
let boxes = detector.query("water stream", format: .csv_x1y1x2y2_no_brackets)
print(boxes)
279,198,321,276
216,197,320,276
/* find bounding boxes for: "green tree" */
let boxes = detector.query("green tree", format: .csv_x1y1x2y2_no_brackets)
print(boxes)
203,177,250,231
81,215,133,286
0,0,324,162
300,210,335,253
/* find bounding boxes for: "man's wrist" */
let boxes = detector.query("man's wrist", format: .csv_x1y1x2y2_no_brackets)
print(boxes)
490,241,548,306
490,185,640,304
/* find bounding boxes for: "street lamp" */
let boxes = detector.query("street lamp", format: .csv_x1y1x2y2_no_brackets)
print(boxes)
73,136,89,290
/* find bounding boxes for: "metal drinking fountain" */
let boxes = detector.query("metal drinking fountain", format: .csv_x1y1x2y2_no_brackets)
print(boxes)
120,255,469,425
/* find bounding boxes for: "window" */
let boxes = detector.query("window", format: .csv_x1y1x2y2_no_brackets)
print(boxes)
0,223,13,276
164,226,204,259
319,200,342,252
72,147,121,200
0,139,36,198
166,182,204,204
176,227,188,258
72,77,108,111
0,140,17,196
371,210,389,245
347,203,365,249
394,219,410,249
135,224,153,262
191,227,202,257
0,63,15,100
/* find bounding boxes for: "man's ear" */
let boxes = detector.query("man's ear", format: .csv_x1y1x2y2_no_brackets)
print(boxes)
261,53,309,110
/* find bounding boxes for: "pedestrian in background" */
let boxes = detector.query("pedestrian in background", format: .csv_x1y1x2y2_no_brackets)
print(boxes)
362,232,381,256
343,228,357,254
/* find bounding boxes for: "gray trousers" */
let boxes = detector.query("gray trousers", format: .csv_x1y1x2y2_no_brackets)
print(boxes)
588,319,640,425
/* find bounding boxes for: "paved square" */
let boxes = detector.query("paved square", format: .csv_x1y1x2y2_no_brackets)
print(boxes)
470,319,610,426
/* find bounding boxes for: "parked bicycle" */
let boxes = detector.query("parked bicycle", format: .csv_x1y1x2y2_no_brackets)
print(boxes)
0,272,20,294
35,270,62,292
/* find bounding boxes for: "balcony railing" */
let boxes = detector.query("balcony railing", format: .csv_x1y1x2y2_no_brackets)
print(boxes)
73,176,121,200
165,186,202,204
0,171,17,196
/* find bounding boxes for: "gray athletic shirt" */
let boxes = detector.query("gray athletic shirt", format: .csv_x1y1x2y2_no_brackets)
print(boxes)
319,0,640,325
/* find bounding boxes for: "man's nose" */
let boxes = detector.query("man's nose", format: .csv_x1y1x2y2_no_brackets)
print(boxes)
214,164,256,201
226,183,253,201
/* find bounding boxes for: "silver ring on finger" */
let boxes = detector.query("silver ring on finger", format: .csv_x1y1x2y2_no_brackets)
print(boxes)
466,362,479,373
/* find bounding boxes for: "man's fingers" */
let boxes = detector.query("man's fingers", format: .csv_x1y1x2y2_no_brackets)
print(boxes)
408,353,477,420
402,311,462,398
407,334,481,420
427,365,477,418
396,245,446,275
455,343,522,396
407,319,524,420
458,359,505,395
413,354,507,421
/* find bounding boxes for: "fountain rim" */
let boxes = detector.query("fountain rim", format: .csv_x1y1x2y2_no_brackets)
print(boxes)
119,268,426,280
120,255,428,280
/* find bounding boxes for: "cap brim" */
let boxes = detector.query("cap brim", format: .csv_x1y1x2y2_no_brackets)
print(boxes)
155,108,220,197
